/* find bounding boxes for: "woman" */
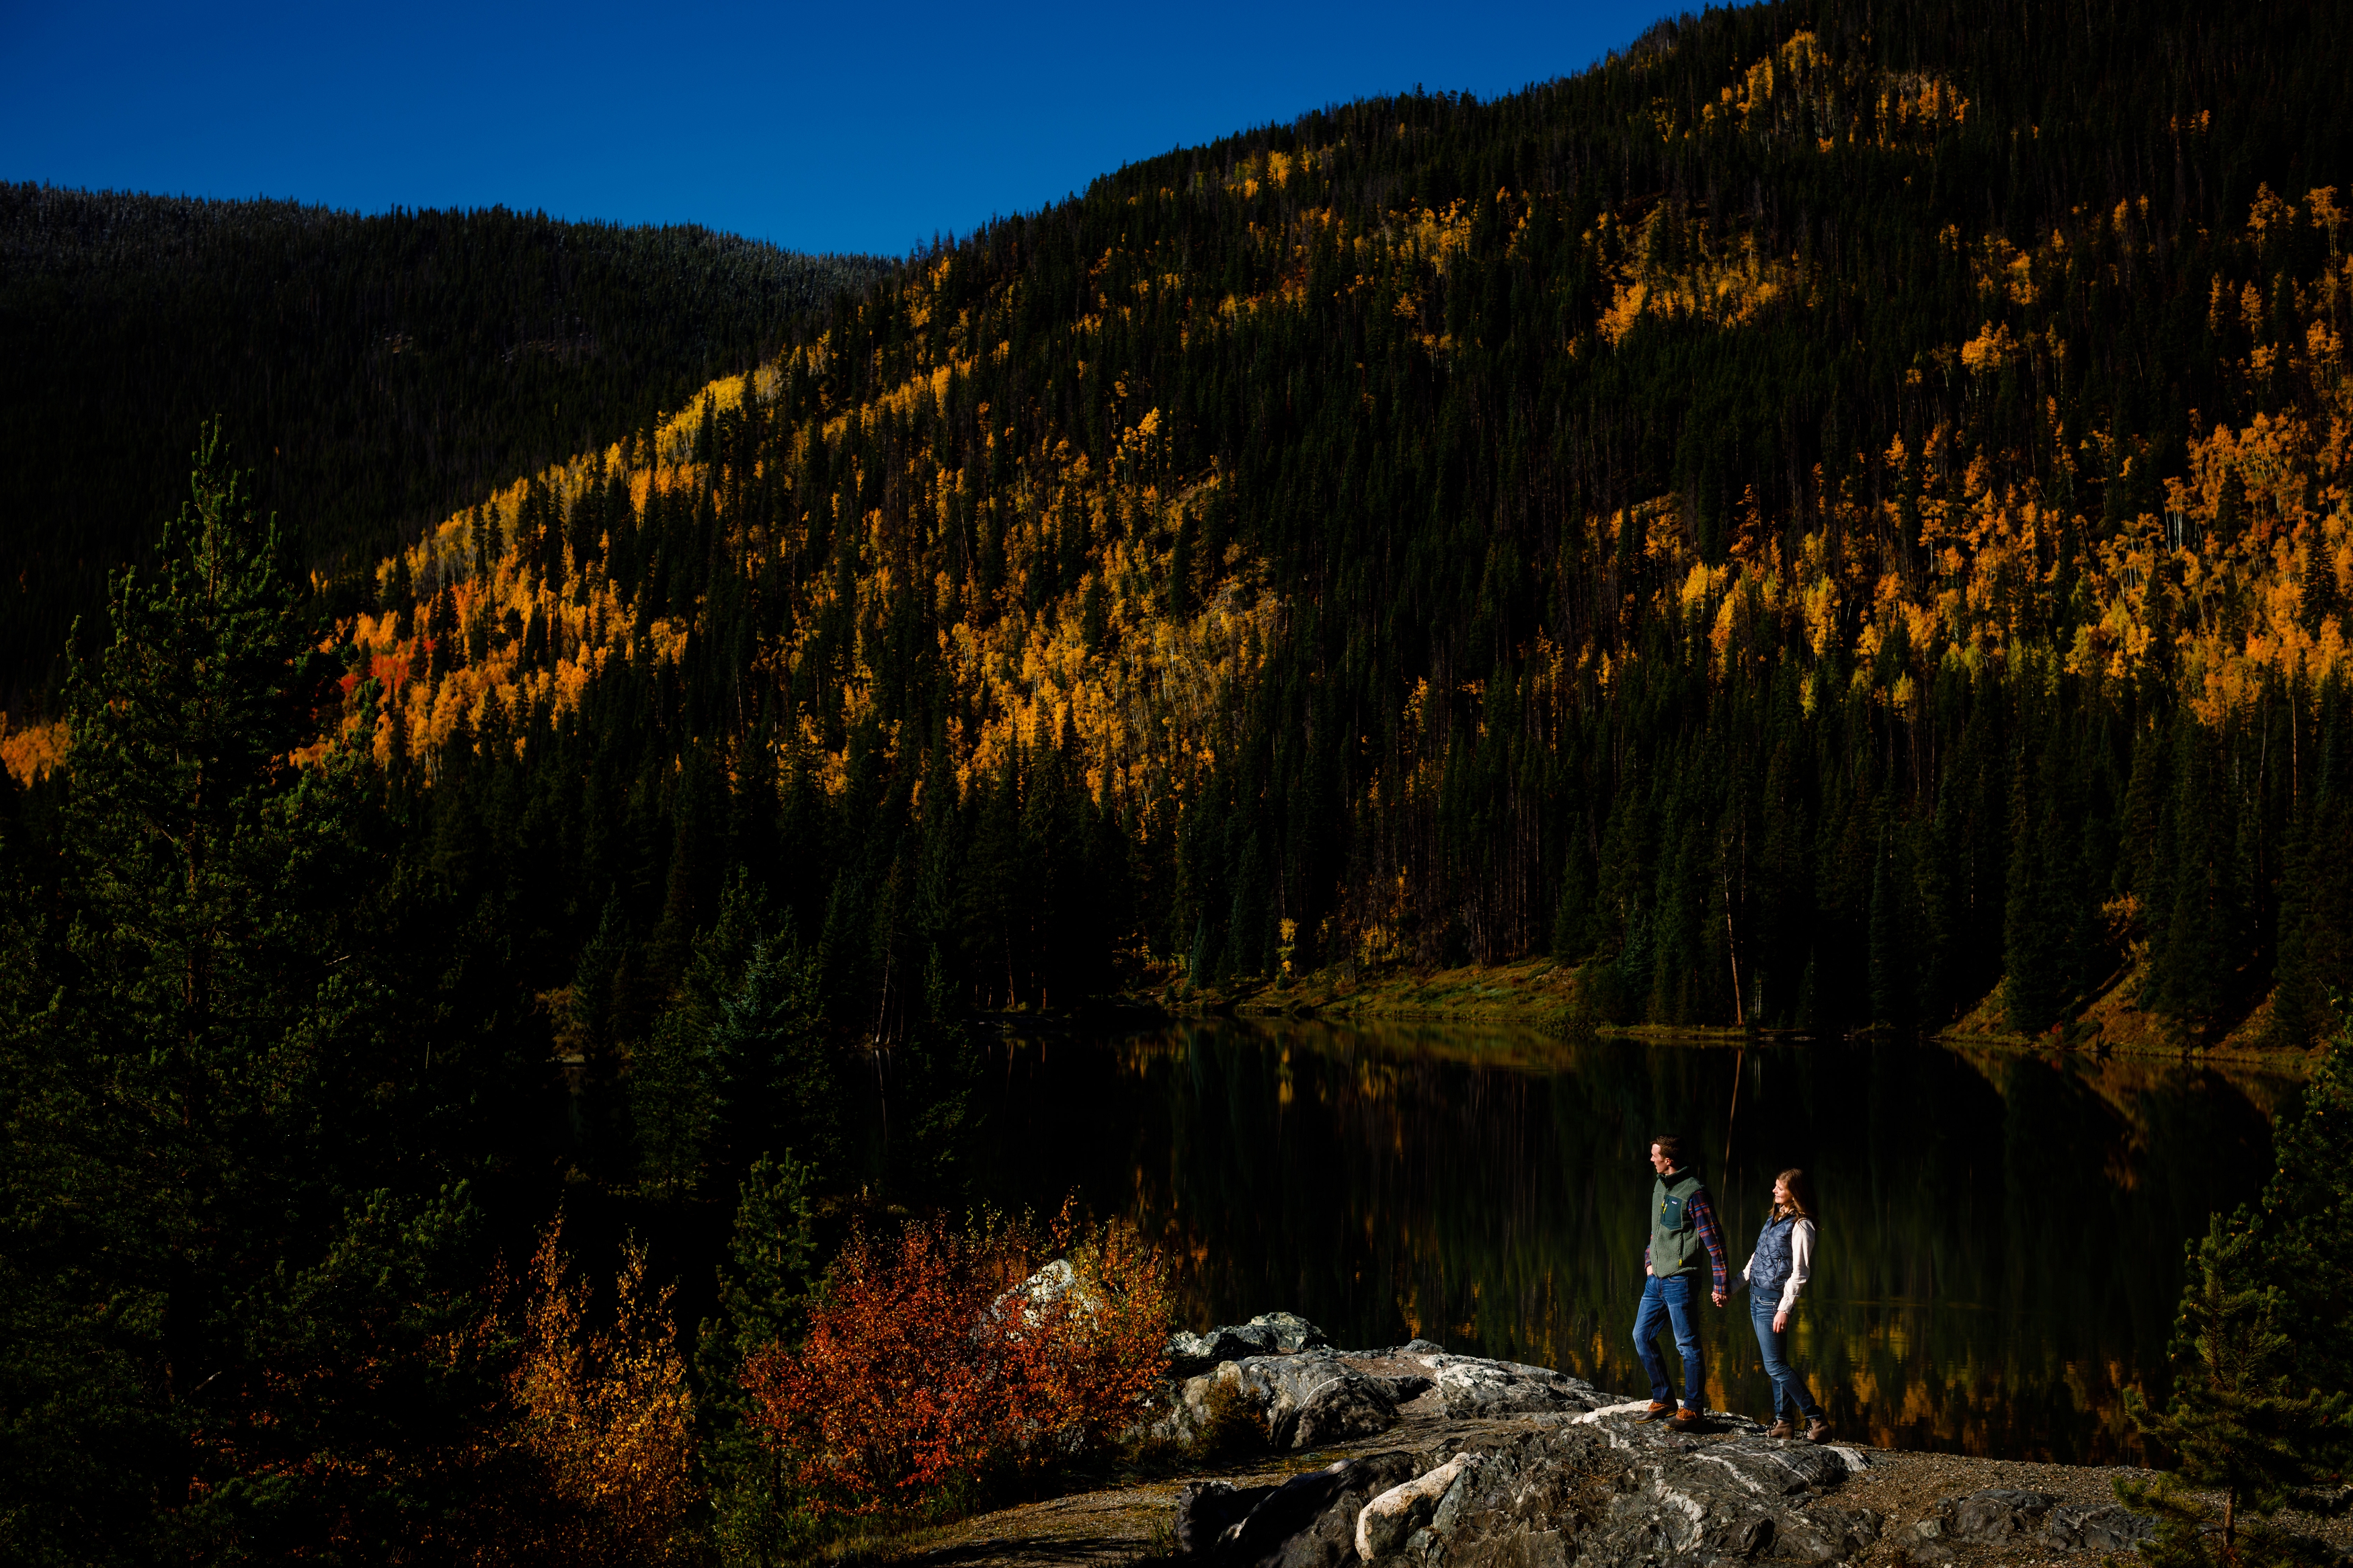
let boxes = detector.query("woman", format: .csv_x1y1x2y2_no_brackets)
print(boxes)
1742,1167,1829,1442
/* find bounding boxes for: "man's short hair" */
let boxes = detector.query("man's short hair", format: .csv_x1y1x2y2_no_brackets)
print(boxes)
1650,1132,1690,1166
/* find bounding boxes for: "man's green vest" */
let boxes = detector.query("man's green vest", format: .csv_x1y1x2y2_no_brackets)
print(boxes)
1649,1170,1707,1277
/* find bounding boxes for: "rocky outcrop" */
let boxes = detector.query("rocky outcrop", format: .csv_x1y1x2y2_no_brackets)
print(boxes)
1901,1487,2155,1560
1154,1319,1607,1452
1156,1315,2156,1567
1174,1403,1892,1565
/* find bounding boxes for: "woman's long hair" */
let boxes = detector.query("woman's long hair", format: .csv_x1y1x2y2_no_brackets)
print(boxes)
1773,1168,1815,1221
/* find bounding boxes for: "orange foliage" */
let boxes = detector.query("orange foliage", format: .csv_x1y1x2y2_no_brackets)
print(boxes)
502,1214,699,1565
0,712,69,786
740,1206,1172,1517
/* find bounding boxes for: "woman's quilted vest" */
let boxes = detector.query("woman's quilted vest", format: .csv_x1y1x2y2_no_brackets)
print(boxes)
1751,1211,1798,1304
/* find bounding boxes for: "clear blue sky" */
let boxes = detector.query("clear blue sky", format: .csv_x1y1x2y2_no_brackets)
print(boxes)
3,1,1685,258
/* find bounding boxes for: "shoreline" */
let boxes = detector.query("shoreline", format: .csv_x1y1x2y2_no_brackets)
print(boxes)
1118,956,2316,1077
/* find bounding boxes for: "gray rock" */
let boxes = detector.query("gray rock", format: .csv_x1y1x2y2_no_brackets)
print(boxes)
1177,1480,1275,1557
1218,1452,1419,1568
1689,1434,1860,1499
1356,1453,1474,1562
2042,1501,2156,1553
1366,1411,1877,1568
1947,1488,2061,1543
1367,1372,1437,1406
1162,1350,1412,1450
1429,1451,1513,1536
1422,1352,1608,1419
1293,1372,1403,1449
1168,1312,1334,1376
1769,1505,1885,1562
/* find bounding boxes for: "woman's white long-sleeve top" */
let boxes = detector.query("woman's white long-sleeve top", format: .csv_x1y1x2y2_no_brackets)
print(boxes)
1739,1217,1817,1314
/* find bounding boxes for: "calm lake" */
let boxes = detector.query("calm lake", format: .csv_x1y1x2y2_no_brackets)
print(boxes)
969,1020,2296,1465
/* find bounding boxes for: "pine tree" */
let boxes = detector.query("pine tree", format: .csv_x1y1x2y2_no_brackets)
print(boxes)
2264,791,2352,1052
2121,1214,2348,1567
2249,1023,2353,1400
698,1152,820,1567
2121,1021,2353,1567
0,426,487,1558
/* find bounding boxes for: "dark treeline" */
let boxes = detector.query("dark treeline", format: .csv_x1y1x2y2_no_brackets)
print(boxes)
0,185,895,712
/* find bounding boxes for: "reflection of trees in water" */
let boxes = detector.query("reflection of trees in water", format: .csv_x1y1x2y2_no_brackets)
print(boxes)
971,1024,2279,1464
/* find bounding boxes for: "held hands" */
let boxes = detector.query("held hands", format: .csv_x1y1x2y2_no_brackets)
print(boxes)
1712,1290,1727,1307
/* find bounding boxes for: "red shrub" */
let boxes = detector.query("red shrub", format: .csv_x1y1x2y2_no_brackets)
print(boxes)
740,1205,1172,1516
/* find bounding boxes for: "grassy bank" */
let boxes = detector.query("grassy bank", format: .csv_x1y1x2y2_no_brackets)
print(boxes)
1157,954,2319,1079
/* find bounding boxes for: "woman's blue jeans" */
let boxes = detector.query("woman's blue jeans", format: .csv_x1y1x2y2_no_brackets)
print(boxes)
1632,1270,1705,1408
1750,1296,1822,1421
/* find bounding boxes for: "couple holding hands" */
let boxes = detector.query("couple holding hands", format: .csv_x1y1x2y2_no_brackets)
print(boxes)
1632,1131,1830,1443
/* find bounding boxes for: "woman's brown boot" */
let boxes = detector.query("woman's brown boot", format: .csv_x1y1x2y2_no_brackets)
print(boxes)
1767,1419,1795,1439
1804,1415,1832,1443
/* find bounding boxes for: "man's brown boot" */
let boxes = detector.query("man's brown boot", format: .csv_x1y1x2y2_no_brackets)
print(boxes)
1767,1419,1795,1439
1804,1416,1833,1444
1636,1401,1675,1422
1670,1405,1707,1431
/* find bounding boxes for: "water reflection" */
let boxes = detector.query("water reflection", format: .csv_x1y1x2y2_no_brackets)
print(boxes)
970,1020,2291,1464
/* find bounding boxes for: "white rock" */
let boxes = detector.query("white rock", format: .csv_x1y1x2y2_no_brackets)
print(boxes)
1356,1452,1473,1561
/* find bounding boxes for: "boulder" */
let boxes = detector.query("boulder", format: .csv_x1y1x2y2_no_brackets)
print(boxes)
1293,1372,1404,1449
1421,1352,1609,1419
1769,1505,1887,1563
992,1257,1094,1327
1176,1479,1275,1557
1904,1487,2139,1562
2041,1501,2157,1553
1168,1312,1334,1376
1157,1350,1411,1450
1215,1452,1419,1567
1687,1434,1863,1498
1909,1488,2060,1546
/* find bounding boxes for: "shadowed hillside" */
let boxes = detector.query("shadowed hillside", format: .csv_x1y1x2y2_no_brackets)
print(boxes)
0,186,894,710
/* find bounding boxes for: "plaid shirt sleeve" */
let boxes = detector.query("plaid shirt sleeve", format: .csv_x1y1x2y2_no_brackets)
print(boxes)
1688,1187,1729,1296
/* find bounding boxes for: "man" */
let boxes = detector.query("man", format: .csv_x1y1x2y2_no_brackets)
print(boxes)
1632,1132,1727,1429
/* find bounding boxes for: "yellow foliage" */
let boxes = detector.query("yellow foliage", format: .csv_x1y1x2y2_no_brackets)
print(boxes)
1594,208,1803,347
505,1214,698,1565
0,712,69,786
332,159,2349,833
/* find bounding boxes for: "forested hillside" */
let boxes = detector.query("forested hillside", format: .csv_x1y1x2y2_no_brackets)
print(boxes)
298,0,2350,1050
0,187,893,711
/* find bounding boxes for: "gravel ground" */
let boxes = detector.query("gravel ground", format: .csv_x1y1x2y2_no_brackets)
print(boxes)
1830,1446,2353,1566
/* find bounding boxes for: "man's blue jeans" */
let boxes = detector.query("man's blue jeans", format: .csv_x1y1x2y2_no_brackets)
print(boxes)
1632,1270,1705,1408
1750,1296,1823,1421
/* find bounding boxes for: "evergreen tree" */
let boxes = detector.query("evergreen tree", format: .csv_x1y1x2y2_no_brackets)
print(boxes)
2121,1214,2349,1566
698,1151,820,1567
0,427,487,1559
2121,1024,2353,1565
